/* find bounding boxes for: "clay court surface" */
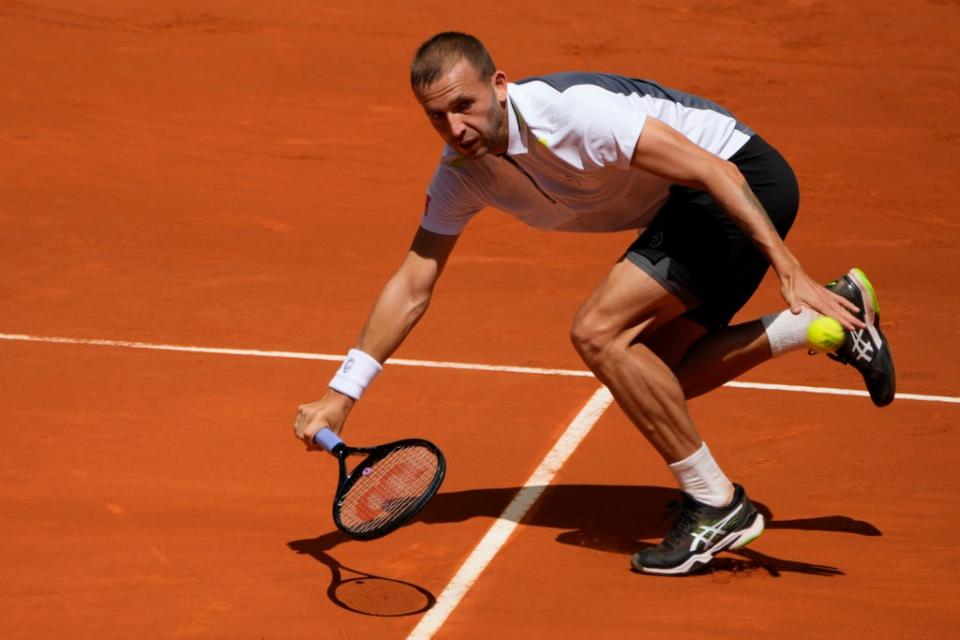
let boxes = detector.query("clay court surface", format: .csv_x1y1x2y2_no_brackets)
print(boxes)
3,1,959,637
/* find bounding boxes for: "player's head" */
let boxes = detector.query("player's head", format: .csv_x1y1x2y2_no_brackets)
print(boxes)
411,32,508,159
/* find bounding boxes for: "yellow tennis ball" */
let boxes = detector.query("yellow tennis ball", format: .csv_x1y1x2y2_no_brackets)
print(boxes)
806,316,846,352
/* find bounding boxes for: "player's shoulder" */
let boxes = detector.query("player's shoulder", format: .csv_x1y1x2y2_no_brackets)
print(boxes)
514,72,640,105
512,72,639,125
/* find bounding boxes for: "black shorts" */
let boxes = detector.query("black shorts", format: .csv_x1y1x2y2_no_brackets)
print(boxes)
624,134,799,330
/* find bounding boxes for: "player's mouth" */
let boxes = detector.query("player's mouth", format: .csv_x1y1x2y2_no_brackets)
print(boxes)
458,137,480,154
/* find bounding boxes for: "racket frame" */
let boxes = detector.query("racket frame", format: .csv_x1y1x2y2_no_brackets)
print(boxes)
318,430,446,540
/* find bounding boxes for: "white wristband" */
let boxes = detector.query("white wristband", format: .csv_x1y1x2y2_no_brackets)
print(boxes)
329,348,383,400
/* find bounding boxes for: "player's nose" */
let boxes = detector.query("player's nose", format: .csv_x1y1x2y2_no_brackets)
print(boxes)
448,113,467,138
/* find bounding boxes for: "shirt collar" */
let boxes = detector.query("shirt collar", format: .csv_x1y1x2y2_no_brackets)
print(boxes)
505,90,529,156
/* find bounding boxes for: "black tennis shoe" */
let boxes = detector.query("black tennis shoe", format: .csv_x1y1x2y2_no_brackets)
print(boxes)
630,484,764,575
826,268,896,407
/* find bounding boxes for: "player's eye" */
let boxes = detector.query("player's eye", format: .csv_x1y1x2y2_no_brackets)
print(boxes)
456,99,473,112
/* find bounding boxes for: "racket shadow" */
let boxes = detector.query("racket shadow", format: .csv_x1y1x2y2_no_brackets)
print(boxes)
288,532,437,617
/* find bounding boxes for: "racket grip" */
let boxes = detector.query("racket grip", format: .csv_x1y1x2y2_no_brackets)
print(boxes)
313,427,344,453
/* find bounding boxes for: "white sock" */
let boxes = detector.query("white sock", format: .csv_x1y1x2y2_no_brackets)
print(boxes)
669,443,734,507
761,308,818,357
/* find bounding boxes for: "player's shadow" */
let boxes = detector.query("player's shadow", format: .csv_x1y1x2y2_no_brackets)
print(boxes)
291,484,881,578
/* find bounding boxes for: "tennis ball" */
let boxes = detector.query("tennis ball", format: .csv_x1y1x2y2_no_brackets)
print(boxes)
806,316,845,352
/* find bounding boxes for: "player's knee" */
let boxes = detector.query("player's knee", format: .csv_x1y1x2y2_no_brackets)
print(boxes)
570,314,617,365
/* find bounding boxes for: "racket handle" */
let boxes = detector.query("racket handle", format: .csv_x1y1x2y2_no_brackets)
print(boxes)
313,427,344,453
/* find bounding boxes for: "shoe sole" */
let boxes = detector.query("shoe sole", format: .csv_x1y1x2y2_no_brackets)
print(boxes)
848,267,879,325
633,513,766,576
845,268,896,407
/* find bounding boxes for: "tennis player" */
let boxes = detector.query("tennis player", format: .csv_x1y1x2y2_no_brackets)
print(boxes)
294,32,895,575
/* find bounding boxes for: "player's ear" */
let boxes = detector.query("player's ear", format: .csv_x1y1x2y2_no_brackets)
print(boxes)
493,70,508,103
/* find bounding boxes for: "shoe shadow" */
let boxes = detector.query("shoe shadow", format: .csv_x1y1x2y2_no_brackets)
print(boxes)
291,484,882,580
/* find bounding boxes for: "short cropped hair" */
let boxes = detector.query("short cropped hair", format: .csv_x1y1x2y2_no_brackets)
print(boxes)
410,32,496,91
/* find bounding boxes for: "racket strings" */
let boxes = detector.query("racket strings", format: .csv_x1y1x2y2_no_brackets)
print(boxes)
339,445,440,534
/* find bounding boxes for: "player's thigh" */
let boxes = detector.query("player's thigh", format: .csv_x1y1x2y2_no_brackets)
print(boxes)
573,257,689,346
626,135,799,330
626,193,754,313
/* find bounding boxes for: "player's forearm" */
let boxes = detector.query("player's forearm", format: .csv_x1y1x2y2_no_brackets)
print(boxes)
298,271,431,437
355,271,432,364
703,161,800,278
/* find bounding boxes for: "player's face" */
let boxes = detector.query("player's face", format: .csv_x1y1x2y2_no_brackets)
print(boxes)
415,59,508,159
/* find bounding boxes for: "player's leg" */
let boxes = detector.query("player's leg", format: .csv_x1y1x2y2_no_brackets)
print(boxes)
570,258,704,464
645,271,895,404
574,255,764,576
620,135,795,574
644,251,812,400
571,213,770,574
645,135,893,405
643,315,771,399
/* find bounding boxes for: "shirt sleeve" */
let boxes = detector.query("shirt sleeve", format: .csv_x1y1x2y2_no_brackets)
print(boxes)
552,86,647,171
420,161,486,236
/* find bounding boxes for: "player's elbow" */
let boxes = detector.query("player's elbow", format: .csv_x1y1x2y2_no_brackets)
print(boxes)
408,291,431,319
399,278,434,324
702,159,744,192
668,159,736,193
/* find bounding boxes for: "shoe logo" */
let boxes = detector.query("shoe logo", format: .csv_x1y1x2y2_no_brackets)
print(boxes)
689,504,743,552
849,328,875,363
648,232,664,249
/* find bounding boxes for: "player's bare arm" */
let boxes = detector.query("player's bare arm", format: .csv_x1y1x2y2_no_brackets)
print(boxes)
630,118,863,330
354,226,460,361
294,227,460,445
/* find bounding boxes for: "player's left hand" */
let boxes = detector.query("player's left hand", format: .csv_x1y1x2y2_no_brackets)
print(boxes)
779,266,865,331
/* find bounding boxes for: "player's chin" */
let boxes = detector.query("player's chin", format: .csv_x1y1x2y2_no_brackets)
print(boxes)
457,140,487,158
465,145,490,159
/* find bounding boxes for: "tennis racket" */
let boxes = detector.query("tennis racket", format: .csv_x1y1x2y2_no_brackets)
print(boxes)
313,427,446,540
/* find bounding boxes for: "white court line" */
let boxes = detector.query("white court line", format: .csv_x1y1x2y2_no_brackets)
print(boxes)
1,332,957,404
0,332,593,378
406,385,614,640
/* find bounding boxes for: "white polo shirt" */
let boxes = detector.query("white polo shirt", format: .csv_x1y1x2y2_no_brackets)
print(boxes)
421,72,754,235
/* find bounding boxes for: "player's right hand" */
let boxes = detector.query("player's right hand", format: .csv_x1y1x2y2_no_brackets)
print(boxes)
778,264,864,332
293,390,356,450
